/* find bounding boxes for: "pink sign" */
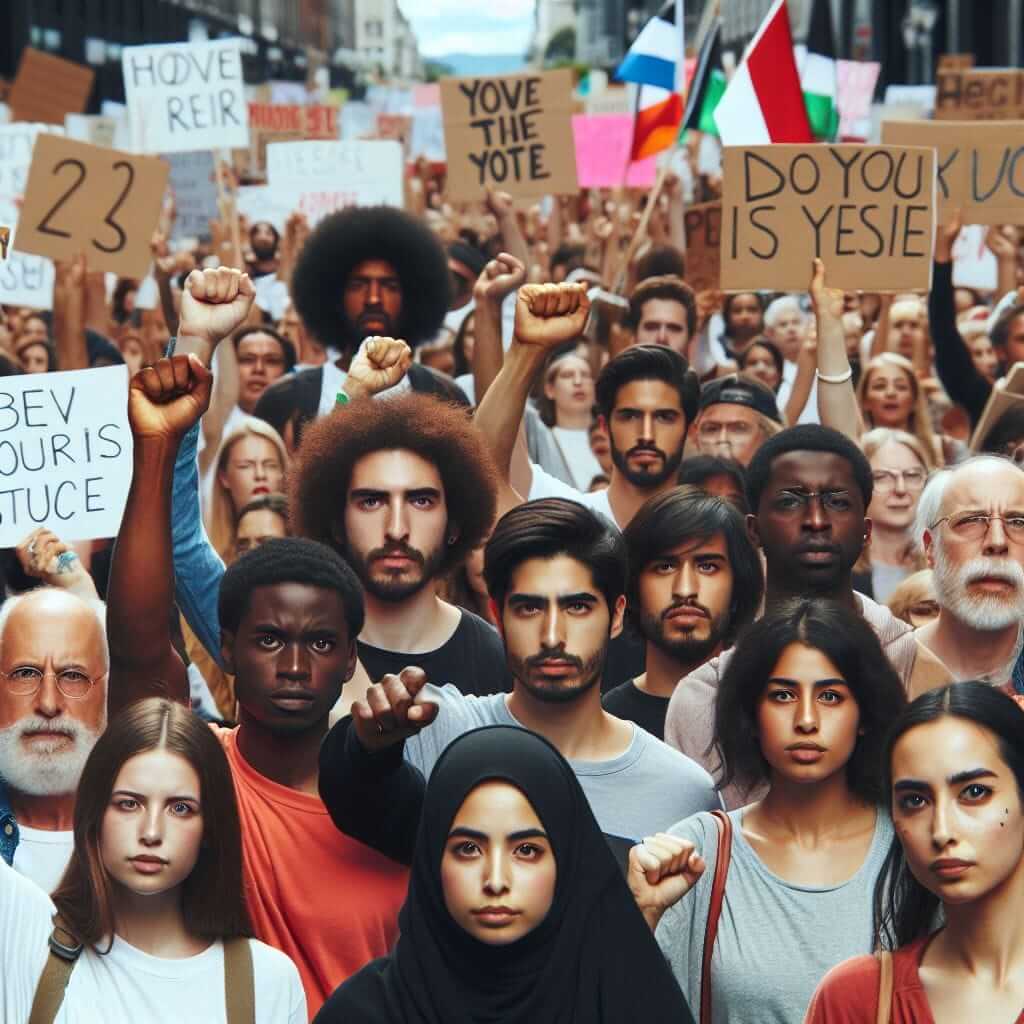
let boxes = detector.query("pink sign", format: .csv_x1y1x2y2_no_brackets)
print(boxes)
836,60,881,140
571,115,657,188
414,83,441,108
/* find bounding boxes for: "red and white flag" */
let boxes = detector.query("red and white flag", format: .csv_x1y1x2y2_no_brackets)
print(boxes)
713,0,812,145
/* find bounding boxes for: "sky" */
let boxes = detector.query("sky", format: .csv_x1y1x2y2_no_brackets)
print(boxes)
400,0,536,57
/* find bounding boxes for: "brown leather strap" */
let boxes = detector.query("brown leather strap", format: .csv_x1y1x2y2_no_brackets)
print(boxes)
28,921,82,1024
875,950,893,1024
224,937,255,1024
699,809,732,1024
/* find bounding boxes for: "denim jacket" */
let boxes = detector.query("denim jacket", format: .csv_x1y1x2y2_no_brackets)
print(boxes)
0,779,19,865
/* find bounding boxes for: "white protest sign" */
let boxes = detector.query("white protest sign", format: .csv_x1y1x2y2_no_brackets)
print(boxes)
266,140,403,224
340,102,376,140
0,124,64,202
953,224,999,291
64,113,119,148
0,365,132,544
165,150,219,240
235,186,295,233
121,40,249,154
0,202,55,310
410,107,446,160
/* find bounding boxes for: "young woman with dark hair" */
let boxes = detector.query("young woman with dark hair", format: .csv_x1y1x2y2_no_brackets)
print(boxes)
0,698,305,1022
315,725,696,1024
628,598,907,1024
806,681,1024,1023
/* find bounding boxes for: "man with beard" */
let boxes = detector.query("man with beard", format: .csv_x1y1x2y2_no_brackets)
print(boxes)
476,282,700,530
247,220,289,321
662,425,950,807
602,489,763,739
913,456,1024,689
317,499,719,868
0,588,107,891
247,206,465,448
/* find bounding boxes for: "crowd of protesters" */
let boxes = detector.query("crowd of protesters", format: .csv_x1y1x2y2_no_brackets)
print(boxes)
1,99,1024,1024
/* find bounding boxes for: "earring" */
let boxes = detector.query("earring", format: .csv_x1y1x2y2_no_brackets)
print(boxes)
447,536,457,545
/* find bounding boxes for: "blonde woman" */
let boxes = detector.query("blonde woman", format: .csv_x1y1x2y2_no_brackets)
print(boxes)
205,417,289,563
852,428,930,603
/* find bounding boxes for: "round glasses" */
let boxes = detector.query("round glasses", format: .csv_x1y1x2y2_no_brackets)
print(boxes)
697,420,757,440
1,667,106,699
928,513,1024,542
871,468,928,493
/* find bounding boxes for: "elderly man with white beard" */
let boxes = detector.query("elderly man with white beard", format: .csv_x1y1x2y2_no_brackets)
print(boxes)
913,456,1024,692
0,588,107,892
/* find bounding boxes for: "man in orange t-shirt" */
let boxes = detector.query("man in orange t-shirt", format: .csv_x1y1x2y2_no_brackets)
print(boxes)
105,267,408,1017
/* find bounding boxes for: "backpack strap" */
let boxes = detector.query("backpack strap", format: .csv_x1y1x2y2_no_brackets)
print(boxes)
699,809,733,1024
28,919,83,1024
223,937,255,1024
875,950,893,1024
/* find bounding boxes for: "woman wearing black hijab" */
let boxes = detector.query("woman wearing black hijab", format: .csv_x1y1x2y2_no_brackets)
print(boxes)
314,725,694,1024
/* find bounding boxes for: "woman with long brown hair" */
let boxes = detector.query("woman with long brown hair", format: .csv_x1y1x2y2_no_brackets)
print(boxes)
1,698,305,1022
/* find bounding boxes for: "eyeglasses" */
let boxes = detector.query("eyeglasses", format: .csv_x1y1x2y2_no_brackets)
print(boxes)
871,468,928,492
697,420,758,440
1,667,106,699
771,489,855,514
928,512,1024,542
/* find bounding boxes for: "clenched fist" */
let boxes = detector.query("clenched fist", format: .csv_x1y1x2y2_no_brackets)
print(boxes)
344,338,413,400
628,832,706,932
178,267,256,348
128,354,213,443
513,282,591,350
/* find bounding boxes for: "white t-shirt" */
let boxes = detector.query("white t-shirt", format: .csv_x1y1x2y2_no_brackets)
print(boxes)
317,350,413,418
528,462,617,529
551,426,604,491
775,359,820,426
0,859,307,1023
11,825,74,895
252,273,290,322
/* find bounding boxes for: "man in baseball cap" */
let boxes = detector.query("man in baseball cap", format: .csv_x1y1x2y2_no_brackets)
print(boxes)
692,374,783,466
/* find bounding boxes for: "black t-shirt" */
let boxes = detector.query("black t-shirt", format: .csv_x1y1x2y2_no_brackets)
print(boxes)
356,609,510,698
602,679,670,741
601,625,646,693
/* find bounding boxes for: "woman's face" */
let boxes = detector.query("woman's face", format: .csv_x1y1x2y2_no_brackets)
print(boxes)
100,748,204,899
867,441,928,533
756,642,862,786
969,336,999,383
742,344,781,391
217,435,285,513
544,354,594,422
899,576,940,628
17,342,49,374
891,717,1024,907
588,420,612,473
441,780,557,946
863,365,915,428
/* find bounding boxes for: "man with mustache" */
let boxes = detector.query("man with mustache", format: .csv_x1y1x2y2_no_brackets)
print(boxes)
602,488,763,740
662,425,951,807
0,588,107,891
913,456,1024,689
318,499,719,867
475,283,700,530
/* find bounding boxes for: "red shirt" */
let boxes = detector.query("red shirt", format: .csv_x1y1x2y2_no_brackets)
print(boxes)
213,726,408,1019
805,933,1024,1024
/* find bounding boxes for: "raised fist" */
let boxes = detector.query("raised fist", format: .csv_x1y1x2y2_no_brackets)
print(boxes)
345,337,412,399
351,667,440,753
178,267,256,348
513,282,590,350
628,832,706,931
474,252,527,305
128,354,213,443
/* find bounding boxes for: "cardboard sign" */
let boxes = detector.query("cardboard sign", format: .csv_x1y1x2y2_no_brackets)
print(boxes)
570,115,655,188
683,202,722,293
938,54,974,72
440,69,578,198
0,124,64,202
935,69,1024,121
122,40,249,153
9,49,94,125
881,120,1024,224
266,140,403,225
720,144,936,293
0,366,132,545
15,134,169,277
165,151,218,241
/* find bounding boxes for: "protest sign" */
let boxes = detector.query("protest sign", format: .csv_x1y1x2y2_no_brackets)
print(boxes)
244,103,340,176
938,54,974,72
235,186,295,233
410,107,446,161
571,115,656,188
720,144,936,293
266,140,403,225
0,250,55,310
14,134,169,277
935,69,1024,121
165,151,218,241
585,86,634,117
9,49,94,125
0,124,64,202
881,120,1024,224
121,40,249,153
836,60,881,140
440,69,578,198
883,84,936,115
683,202,722,293
0,366,132,545
952,223,998,292
64,114,120,149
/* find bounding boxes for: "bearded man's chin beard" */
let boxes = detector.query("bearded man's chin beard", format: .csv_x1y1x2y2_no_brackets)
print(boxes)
0,720,101,796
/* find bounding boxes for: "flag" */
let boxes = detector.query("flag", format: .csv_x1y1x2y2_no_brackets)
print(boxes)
681,15,723,136
616,1,685,160
800,0,839,140
713,0,812,146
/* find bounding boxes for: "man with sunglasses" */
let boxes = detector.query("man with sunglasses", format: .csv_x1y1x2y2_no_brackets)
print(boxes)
914,455,1024,692
662,425,950,807
0,588,108,891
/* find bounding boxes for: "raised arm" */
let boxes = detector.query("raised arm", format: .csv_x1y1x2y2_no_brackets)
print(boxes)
986,225,1020,303
470,253,526,403
810,259,862,441
486,189,530,272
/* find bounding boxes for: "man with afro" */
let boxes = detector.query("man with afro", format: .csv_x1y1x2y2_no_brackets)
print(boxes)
252,205,467,447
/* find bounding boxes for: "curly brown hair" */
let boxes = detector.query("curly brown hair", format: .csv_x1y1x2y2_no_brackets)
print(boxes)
290,393,499,574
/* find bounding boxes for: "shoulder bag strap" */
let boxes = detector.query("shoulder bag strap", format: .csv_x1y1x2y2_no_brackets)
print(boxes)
223,937,256,1024
699,809,733,1024
875,950,893,1024
28,920,83,1024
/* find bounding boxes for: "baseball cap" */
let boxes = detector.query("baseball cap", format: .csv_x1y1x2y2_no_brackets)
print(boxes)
699,374,782,424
